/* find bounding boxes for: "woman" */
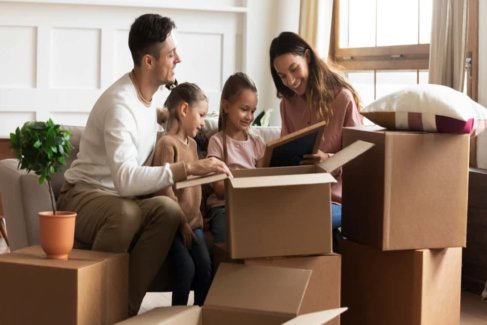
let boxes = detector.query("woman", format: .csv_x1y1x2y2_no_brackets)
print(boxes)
269,31,363,230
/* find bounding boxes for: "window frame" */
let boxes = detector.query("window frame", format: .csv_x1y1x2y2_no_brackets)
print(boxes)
330,0,478,99
330,0,430,72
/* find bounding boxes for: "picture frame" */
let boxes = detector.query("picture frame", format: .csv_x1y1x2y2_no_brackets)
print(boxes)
261,121,327,167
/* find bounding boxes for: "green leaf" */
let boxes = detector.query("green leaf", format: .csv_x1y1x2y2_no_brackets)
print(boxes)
9,119,72,213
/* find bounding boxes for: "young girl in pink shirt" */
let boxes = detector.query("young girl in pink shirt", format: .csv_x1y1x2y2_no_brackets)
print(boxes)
206,72,266,243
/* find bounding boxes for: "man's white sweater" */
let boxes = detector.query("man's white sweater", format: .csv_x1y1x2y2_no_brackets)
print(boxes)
65,73,185,197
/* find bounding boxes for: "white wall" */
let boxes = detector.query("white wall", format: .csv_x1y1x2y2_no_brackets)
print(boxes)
0,0,300,137
246,0,300,126
479,0,487,107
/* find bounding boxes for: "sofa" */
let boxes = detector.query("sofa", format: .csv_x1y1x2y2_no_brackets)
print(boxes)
0,119,280,290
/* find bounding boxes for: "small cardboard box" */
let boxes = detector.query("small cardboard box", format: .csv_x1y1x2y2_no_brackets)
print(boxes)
0,246,128,325
225,140,373,259
342,125,469,250
116,263,347,325
341,239,462,325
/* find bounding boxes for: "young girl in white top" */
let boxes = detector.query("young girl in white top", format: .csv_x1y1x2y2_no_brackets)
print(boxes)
206,72,266,243
153,82,212,306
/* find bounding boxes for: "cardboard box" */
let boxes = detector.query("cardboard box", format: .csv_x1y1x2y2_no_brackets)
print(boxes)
0,246,128,325
341,239,462,325
212,244,341,324
222,140,373,259
116,263,347,325
342,125,469,250
212,242,243,272
116,306,346,325
246,254,341,325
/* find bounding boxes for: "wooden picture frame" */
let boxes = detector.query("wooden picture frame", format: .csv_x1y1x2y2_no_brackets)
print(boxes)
261,121,327,167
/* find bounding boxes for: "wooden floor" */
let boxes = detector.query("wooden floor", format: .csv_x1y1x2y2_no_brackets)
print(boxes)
1,237,486,323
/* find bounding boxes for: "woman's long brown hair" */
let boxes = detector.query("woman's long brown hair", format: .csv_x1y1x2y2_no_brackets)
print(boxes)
269,31,361,122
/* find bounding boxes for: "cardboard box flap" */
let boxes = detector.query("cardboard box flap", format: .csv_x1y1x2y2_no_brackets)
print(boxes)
175,173,228,190
282,307,348,325
205,263,312,315
318,140,374,173
115,306,201,324
229,172,336,189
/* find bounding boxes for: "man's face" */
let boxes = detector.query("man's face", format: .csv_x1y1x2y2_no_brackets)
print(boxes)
152,33,181,86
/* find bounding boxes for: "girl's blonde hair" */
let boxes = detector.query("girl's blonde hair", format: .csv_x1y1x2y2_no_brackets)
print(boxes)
164,82,207,131
218,72,257,132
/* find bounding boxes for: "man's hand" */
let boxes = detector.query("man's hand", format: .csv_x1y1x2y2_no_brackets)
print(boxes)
186,157,232,177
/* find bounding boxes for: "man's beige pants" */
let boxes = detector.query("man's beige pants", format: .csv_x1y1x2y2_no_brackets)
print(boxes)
57,181,182,316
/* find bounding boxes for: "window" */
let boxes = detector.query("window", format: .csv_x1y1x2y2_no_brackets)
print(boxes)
332,0,479,105
331,0,432,106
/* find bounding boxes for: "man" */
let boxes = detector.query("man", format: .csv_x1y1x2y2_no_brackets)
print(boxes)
57,14,230,316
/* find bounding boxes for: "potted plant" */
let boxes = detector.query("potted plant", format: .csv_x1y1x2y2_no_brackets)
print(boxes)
9,119,76,260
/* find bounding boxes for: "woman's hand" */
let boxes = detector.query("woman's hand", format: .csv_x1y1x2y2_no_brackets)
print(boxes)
186,157,233,177
301,150,330,165
180,222,196,248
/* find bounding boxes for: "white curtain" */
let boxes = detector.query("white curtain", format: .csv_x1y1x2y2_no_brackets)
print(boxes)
299,0,334,59
428,0,469,91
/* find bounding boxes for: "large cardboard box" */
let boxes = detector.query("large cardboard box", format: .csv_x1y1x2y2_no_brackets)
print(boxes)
342,125,469,250
0,246,128,325
224,140,373,259
116,263,347,325
341,239,462,325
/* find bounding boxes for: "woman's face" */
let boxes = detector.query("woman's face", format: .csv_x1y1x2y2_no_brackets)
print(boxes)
273,52,310,96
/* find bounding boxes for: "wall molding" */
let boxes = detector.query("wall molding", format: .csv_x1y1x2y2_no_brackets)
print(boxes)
0,0,246,137
0,0,248,13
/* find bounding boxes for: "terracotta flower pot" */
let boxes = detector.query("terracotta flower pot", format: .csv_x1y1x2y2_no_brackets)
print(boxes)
38,211,76,260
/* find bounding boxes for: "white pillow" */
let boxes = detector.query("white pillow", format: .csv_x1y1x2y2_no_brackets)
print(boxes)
361,84,484,134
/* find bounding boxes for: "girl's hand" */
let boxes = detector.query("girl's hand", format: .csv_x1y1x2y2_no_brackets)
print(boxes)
180,222,196,247
301,150,330,164
189,217,199,229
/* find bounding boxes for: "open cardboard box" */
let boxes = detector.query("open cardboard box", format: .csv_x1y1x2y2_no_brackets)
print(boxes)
177,140,374,259
342,126,469,250
212,242,341,325
116,263,347,325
